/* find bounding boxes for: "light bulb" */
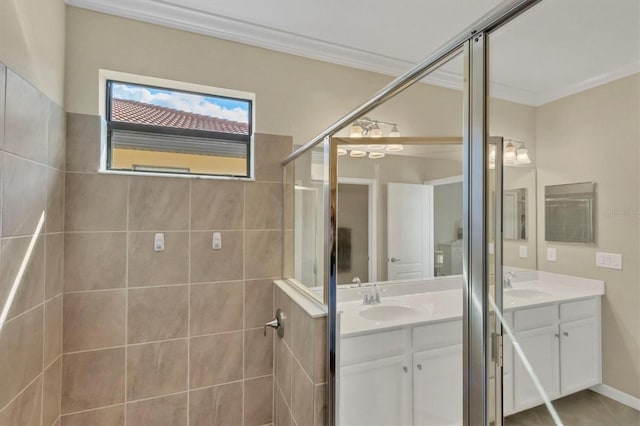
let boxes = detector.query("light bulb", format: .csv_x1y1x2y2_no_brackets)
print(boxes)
504,142,516,162
350,150,366,158
516,147,531,164
370,123,383,138
389,125,400,137
350,124,363,138
369,152,385,159
385,144,404,152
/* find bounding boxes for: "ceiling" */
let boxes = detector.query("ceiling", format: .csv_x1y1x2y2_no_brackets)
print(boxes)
67,0,639,106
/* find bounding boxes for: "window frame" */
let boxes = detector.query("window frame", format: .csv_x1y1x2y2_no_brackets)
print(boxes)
105,79,254,179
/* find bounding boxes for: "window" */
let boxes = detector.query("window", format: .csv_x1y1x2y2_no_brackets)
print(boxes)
106,80,253,178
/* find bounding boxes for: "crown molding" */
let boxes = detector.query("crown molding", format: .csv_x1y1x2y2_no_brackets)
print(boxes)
66,0,639,108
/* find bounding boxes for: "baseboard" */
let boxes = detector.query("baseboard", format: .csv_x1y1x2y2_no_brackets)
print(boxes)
590,384,640,411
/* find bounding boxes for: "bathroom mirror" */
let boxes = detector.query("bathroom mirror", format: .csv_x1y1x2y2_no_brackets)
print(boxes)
503,167,537,270
545,182,596,243
503,188,527,240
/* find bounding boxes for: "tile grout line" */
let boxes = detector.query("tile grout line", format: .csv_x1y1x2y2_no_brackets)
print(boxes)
187,179,192,426
124,175,130,425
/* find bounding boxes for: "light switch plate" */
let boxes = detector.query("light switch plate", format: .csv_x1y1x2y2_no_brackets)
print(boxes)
547,247,557,262
519,245,528,258
212,232,222,250
154,233,165,252
596,252,623,270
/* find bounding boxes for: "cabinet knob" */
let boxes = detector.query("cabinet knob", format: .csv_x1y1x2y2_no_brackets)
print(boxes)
417,364,422,371
402,366,408,373
563,332,569,337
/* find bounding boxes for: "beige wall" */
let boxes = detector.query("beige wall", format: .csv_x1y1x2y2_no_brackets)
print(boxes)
536,73,640,399
60,115,289,424
0,65,66,426
0,0,66,105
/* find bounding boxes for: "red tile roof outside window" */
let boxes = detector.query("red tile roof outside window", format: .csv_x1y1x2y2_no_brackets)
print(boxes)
111,98,249,135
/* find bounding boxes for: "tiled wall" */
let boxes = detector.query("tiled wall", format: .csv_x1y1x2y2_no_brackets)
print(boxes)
273,286,327,426
0,64,66,425
61,113,292,426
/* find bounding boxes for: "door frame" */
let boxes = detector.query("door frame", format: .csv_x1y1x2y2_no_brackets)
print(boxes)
337,177,378,283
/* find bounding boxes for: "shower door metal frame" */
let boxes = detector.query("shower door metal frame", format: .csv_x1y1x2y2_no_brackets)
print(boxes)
281,2,544,425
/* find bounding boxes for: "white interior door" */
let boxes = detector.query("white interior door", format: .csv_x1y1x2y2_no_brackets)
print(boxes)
387,183,433,281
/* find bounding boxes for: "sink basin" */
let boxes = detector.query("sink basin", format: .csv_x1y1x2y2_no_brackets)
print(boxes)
505,288,548,299
359,305,420,321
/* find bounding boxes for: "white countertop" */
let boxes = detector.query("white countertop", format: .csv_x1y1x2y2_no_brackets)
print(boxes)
339,272,605,337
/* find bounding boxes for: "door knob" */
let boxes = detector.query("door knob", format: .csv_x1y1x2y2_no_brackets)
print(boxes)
390,257,401,263
264,308,285,338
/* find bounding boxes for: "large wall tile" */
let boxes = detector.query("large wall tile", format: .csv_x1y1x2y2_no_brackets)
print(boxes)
126,392,187,426
244,376,273,426
2,153,46,237
245,279,274,329
0,65,5,150
128,177,189,231
189,382,242,426
0,307,43,409
45,233,64,299
127,339,188,400
275,338,292,405
314,384,327,426
245,230,282,279
275,384,293,426
0,375,42,426
244,328,273,379
4,70,48,163
46,167,65,233
190,281,243,336
253,133,292,182
190,332,243,389
128,232,189,287
191,180,244,230
43,357,63,426
190,231,243,283
44,294,63,366
64,232,126,291
65,173,127,231
48,101,66,170
61,405,124,426
65,113,101,173
128,286,188,344
63,290,126,352
62,348,125,414
0,235,45,321
292,359,314,426
245,182,283,229
314,317,327,385
291,303,314,379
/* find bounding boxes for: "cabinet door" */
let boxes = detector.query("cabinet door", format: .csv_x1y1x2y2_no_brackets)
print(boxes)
560,318,599,395
413,344,463,426
513,325,560,412
339,354,412,426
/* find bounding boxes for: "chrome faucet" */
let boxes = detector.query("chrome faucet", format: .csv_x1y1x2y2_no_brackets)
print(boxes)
362,283,382,305
504,271,517,289
352,277,362,287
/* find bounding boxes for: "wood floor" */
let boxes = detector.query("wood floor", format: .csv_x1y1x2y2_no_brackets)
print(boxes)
504,390,640,426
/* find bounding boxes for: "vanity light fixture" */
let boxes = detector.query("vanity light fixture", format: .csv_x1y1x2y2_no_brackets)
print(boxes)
349,117,400,138
490,140,532,169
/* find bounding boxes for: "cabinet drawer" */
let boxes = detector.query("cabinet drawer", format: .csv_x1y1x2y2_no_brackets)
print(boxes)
560,298,597,321
413,320,462,352
341,328,410,366
514,305,557,331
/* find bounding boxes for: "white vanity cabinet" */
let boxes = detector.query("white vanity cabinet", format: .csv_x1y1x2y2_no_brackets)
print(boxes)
509,298,601,413
339,329,413,426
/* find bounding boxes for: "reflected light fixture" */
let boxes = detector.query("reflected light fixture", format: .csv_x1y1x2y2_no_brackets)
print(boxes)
385,144,404,152
337,147,348,156
349,117,400,138
369,152,385,159
504,141,517,162
350,150,367,158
